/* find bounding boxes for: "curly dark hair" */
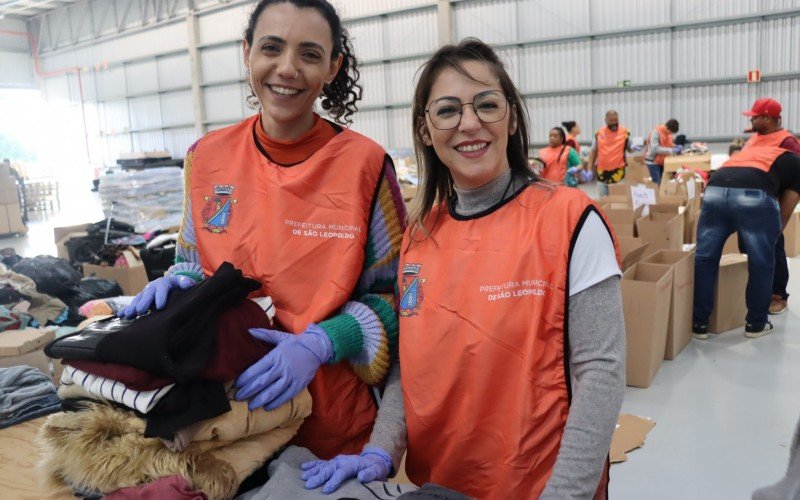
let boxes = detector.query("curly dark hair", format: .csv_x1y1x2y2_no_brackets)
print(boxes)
243,0,361,125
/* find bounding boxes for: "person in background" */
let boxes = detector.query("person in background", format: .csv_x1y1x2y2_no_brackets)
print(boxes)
693,98,800,339
539,126,581,185
587,110,632,197
119,0,405,460
563,120,582,154
741,99,800,316
299,38,625,500
644,119,681,185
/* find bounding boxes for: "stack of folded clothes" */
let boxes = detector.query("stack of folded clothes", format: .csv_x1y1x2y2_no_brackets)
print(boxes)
37,262,312,499
0,365,61,429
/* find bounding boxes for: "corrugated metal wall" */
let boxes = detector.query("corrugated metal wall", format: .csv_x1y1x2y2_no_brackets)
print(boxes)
28,0,800,164
0,17,34,87
453,0,800,146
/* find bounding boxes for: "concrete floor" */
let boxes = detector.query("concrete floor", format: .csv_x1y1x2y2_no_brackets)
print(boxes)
611,258,800,500
2,180,798,499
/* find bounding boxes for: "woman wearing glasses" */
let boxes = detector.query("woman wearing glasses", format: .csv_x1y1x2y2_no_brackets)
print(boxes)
300,39,625,499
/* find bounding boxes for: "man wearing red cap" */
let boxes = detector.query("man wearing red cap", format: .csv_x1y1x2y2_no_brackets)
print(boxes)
742,99,800,315
693,98,800,339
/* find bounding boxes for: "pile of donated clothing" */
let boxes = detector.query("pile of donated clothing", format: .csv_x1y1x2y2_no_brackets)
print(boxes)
38,262,312,499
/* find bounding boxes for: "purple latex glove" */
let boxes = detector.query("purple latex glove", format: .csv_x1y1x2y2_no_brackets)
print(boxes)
673,145,684,154
117,275,196,319
234,324,333,411
300,446,392,494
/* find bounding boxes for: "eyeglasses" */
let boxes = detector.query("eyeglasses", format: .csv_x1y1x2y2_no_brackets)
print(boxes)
425,90,509,130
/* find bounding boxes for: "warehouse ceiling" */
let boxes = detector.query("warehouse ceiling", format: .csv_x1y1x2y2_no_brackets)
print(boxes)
0,0,82,18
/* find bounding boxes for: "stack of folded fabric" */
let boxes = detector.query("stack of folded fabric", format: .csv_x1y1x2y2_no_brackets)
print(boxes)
0,365,61,429
37,262,312,499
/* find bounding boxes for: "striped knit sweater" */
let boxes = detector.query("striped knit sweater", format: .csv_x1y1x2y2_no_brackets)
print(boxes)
168,144,406,387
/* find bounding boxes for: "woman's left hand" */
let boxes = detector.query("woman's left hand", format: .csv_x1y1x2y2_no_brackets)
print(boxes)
234,324,333,411
301,447,392,494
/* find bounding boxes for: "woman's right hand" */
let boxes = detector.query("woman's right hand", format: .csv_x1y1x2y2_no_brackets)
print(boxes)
117,275,196,319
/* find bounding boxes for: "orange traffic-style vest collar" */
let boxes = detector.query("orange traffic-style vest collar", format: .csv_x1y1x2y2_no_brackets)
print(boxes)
539,144,572,184
595,125,629,171
723,129,794,173
189,114,385,458
399,184,618,499
653,124,675,166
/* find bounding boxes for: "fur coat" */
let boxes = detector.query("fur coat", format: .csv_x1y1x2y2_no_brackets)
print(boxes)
37,390,311,499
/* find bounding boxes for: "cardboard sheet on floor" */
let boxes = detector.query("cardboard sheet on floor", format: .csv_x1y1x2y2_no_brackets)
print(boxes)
610,413,656,463
0,416,73,499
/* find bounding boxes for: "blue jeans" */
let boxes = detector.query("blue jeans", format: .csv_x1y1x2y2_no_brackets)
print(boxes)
646,163,663,185
693,186,781,328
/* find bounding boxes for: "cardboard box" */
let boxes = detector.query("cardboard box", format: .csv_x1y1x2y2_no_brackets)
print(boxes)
637,210,685,254
722,233,741,254
0,328,62,383
53,223,91,260
0,186,19,204
622,263,674,388
400,185,417,203
608,183,631,199
783,211,800,257
663,153,712,174
598,195,630,206
619,236,650,271
642,250,695,359
626,156,648,184
5,202,25,233
709,254,748,333
53,223,89,243
0,205,9,234
604,204,643,239
82,249,150,296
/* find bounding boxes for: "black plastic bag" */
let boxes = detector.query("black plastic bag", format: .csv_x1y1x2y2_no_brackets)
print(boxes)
11,255,82,296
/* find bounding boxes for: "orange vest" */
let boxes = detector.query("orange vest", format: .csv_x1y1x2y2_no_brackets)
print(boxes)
722,129,794,173
539,145,572,184
595,126,629,171
190,115,384,459
399,185,619,499
567,133,582,154
653,124,675,166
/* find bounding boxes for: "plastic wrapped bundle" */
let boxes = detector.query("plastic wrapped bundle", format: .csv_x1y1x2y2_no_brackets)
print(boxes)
99,167,184,233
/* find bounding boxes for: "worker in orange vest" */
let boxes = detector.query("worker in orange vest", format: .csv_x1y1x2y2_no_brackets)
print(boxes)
644,118,681,184
119,0,405,462
562,120,582,154
301,39,625,500
693,98,800,339
733,99,800,316
587,110,633,197
539,126,581,185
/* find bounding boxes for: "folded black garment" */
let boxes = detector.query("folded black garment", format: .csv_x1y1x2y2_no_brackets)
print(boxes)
144,380,230,439
45,262,261,383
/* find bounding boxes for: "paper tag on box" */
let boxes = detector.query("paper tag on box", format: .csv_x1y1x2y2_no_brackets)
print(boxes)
631,184,657,211
687,181,696,200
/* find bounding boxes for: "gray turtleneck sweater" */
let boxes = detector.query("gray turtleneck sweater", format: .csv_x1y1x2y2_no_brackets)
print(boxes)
366,169,626,498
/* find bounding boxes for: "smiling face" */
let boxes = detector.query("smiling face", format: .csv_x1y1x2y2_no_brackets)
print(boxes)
243,2,342,140
422,60,516,191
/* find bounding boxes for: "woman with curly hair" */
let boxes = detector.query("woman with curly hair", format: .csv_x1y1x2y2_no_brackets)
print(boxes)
119,0,406,460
